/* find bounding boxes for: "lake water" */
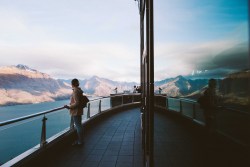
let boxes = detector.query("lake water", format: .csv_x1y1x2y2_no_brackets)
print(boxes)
0,98,111,165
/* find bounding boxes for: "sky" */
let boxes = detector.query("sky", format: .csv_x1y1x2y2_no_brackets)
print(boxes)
0,0,249,82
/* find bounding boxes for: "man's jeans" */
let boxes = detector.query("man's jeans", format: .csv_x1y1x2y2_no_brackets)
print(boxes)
72,116,83,144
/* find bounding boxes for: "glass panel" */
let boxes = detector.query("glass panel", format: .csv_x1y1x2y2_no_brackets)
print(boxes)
110,96,122,107
89,100,100,117
0,116,43,164
194,104,205,123
181,101,194,118
101,97,111,111
123,95,133,104
46,109,71,138
153,0,249,166
167,98,180,112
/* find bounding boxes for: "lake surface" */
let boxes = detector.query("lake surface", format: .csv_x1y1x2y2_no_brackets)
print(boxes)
0,98,110,165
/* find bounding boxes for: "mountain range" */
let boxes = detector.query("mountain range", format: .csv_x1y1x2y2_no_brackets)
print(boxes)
154,75,208,97
0,64,210,106
0,65,72,106
59,76,137,96
0,65,139,106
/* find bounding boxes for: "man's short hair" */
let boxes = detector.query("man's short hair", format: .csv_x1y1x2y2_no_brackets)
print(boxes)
71,78,79,87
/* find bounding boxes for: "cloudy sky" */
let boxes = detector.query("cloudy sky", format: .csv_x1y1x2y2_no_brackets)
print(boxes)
0,0,248,82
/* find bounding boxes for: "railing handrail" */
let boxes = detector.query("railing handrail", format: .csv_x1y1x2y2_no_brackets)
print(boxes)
0,94,141,127
0,106,65,127
167,97,249,115
0,96,114,127
89,93,141,102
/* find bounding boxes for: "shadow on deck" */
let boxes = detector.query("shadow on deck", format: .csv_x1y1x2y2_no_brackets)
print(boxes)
24,108,249,167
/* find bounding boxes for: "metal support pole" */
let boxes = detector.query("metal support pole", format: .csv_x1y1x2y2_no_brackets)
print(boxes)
145,0,154,166
180,100,183,114
148,0,154,166
70,116,74,130
87,103,90,119
40,115,47,147
98,100,101,113
166,97,169,110
193,103,196,119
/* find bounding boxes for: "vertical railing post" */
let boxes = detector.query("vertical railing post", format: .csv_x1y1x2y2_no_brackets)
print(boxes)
40,115,47,147
87,103,90,119
166,97,169,110
98,100,102,113
70,116,74,130
180,100,183,115
193,103,196,119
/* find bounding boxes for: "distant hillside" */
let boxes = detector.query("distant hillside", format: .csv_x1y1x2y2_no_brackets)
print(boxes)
0,65,71,106
155,75,208,97
60,76,138,96
220,69,250,110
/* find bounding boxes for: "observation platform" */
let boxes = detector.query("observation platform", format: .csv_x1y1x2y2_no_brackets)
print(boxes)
22,107,249,167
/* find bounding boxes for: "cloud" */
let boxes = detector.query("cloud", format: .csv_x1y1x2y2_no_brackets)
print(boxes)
0,0,248,82
0,0,140,82
155,37,248,80
0,41,140,81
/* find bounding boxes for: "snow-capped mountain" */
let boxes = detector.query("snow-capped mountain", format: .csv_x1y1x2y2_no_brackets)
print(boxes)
60,76,138,96
0,64,215,106
0,65,71,106
0,65,139,105
16,64,37,73
155,75,208,97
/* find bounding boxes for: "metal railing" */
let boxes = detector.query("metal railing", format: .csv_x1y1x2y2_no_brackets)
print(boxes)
0,94,141,166
154,95,250,147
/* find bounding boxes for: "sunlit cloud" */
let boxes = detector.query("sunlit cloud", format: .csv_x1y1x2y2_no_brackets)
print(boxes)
0,0,248,82
155,23,248,80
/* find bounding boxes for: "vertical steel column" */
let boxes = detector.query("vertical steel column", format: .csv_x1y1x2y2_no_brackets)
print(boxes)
148,0,154,166
145,0,154,166
145,0,150,165
139,0,146,156
248,0,250,112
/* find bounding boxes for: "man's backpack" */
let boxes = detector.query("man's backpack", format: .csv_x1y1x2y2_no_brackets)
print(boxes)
82,95,89,108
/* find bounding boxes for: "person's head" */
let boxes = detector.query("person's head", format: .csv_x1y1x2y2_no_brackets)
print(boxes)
208,78,216,88
71,78,79,87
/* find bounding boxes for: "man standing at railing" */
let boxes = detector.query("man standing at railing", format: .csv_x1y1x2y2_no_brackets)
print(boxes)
201,78,218,133
64,78,85,146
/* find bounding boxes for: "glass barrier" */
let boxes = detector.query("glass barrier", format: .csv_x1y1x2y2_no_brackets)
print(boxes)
0,116,43,164
46,109,71,138
167,98,181,112
194,104,205,123
181,100,194,119
89,100,100,117
0,95,139,165
101,97,111,111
